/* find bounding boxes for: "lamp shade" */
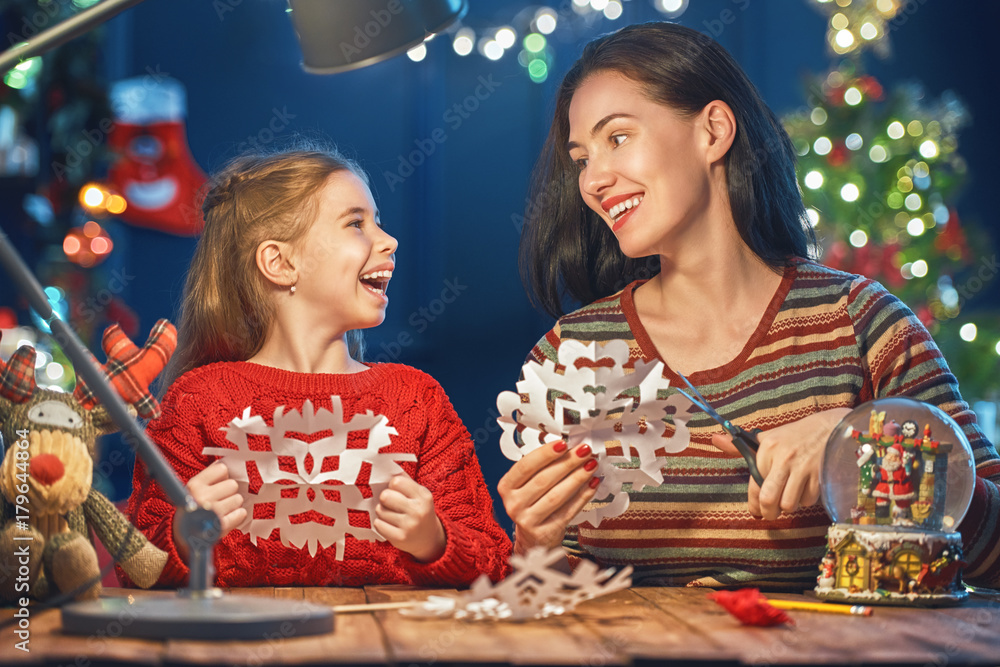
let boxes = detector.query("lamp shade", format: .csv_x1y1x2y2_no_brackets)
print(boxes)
287,0,468,74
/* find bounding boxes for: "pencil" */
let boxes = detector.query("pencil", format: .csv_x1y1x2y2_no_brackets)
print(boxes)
764,599,873,616
332,601,422,613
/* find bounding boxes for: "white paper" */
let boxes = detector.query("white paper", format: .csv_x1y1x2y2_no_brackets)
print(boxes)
497,340,694,526
203,396,415,559
401,546,633,621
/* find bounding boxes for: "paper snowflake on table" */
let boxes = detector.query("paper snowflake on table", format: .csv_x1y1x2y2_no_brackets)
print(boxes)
204,396,415,559
402,547,633,621
497,340,694,526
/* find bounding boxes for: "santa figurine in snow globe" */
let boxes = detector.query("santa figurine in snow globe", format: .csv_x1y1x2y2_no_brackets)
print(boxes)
814,397,975,606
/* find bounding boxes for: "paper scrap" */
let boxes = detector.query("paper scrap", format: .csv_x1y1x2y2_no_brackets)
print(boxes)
401,547,633,621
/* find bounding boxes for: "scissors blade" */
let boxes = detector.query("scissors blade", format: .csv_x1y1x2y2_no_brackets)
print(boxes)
675,371,764,486
674,372,731,433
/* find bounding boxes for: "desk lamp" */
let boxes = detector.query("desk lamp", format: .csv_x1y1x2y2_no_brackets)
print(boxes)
0,0,466,639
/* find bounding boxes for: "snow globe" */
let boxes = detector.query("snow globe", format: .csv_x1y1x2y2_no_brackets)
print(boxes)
814,397,975,606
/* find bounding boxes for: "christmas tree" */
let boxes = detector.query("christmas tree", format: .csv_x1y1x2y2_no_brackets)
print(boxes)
785,0,999,399
1,0,118,391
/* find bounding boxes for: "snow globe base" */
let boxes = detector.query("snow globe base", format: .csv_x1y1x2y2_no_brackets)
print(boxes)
814,524,966,607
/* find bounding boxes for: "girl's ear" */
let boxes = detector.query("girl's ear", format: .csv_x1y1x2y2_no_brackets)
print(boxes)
700,100,737,165
255,239,297,288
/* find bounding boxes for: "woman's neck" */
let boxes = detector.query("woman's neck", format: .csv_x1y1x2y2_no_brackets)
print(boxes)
648,240,780,316
632,219,786,376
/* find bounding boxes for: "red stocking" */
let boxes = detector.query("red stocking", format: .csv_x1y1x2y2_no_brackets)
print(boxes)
107,78,207,236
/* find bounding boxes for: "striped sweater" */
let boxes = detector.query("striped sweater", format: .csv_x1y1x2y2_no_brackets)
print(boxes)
529,260,1000,590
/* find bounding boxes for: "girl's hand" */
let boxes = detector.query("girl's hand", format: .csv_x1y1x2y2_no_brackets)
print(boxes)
375,474,447,562
497,440,601,555
711,408,852,520
173,460,247,561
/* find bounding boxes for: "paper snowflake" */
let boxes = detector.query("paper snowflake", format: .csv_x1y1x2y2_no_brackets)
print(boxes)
402,547,633,621
497,340,694,526
203,396,415,559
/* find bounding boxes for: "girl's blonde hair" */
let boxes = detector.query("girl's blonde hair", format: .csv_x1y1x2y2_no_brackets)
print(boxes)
162,142,368,388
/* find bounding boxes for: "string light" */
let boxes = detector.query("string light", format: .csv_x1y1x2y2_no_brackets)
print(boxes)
80,184,107,209
3,54,42,91
840,183,860,202
919,139,939,159
534,8,557,34
804,170,824,189
63,222,113,268
656,0,689,16
406,44,427,62
603,0,623,19
495,27,516,49
453,28,475,56
481,38,503,60
812,0,901,57
106,194,128,215
868,145,888,162
398,3,691,83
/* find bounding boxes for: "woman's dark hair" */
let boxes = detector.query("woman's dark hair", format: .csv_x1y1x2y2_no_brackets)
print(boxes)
520,22,814,318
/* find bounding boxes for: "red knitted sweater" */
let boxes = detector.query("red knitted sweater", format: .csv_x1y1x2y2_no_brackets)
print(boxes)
121,362,512,588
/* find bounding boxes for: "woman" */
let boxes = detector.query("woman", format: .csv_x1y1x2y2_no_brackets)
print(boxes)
498,22,1000,589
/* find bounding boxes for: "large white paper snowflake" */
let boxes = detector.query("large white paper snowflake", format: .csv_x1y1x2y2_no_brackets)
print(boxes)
203,396,415,559
401,547,633,621
497,340,694,526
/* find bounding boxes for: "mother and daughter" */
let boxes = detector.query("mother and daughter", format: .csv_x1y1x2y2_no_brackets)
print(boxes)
126,22,1000,592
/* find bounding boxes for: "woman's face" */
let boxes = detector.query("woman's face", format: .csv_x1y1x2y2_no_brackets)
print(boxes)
567,71,715,258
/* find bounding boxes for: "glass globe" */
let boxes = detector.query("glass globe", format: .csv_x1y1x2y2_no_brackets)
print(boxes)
821,397,975,532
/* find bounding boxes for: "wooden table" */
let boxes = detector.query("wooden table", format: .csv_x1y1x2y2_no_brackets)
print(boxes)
3,585,999,666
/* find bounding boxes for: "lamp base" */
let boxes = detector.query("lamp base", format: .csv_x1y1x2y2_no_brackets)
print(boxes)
61,593,334,640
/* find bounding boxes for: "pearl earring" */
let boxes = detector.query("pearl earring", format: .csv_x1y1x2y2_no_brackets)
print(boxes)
290,285,296,294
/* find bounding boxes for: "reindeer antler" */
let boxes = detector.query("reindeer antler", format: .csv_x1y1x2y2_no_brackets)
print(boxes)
0,345,38,404
74,319,178,419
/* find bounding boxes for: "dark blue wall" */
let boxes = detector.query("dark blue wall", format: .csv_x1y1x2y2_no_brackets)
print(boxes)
45,0,1000,518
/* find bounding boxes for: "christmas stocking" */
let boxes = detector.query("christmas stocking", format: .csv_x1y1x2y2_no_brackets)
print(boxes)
107,77,206,236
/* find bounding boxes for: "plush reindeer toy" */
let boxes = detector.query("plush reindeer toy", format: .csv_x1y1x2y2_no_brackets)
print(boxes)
0,320,176,603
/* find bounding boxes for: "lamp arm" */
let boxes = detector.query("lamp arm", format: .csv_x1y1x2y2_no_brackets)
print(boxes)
0,0,148,72
0,226,195,511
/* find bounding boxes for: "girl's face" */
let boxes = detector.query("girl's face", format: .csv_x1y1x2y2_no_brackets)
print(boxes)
567,72,715,258
294,170,398,331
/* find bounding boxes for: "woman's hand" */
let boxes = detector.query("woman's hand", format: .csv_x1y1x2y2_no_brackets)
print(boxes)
497,440,600,555
173,460,247,561
711,408,852,520
375,474,447,563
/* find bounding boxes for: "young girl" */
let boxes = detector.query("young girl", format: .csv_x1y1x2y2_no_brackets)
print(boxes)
499,22,1000,590
124,145,511,588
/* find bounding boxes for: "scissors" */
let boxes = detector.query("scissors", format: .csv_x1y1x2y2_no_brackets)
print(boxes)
673,372,765,486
